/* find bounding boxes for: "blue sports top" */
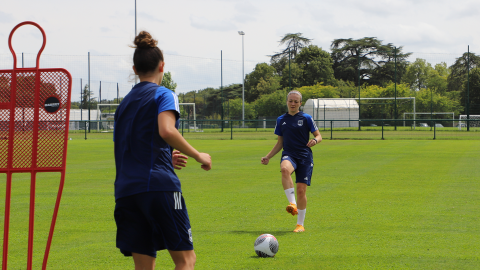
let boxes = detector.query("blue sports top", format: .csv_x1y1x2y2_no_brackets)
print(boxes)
113,82,180,200
274,111,318,159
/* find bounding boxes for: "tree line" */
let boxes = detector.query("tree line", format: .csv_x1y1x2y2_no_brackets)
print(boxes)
179,34,480,121
70,34,480,121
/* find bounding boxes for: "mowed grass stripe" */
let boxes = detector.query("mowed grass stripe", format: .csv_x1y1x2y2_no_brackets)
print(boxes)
0,140,479,269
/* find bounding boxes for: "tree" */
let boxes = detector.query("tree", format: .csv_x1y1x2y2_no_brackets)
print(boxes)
270,33,312,74
161,71,177,92
244,63,280,102
427,63,449,95
81,84,96,109
227,98,256,120
280,62,303,90
403,58,431,91
254,89,288,117
447,52,480,93
295,45,336,87
331,37,410,86
297,83,339,103
462,67,480,114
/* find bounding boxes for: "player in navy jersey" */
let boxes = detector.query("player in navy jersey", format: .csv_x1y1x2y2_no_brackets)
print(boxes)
113,31,211,270
261,90,322,232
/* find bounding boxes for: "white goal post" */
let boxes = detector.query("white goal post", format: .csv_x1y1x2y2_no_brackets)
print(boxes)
458,115,480,130
97,104,119,132
403,112,454,127
179,103,197,131
95,103,198,132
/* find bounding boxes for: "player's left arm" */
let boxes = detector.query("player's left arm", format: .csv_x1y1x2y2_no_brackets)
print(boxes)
306,115,322,147
307,130,322,148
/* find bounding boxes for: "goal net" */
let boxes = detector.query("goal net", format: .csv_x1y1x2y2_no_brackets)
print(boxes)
179,103,202,132
403,112,454,127
458,115,480,130
97,104,119,132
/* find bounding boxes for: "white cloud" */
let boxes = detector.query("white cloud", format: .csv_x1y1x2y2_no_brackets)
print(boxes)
1,0,479,94
0,11,15,24
190,15,237,32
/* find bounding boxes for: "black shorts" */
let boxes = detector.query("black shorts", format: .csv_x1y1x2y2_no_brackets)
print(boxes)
114,191,193,258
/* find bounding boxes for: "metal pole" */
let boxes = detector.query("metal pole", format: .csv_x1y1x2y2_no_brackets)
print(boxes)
289,48,291,90
467,45,470,131
242,34,245,127
99,81,102,105
80,78,83,121
22,52,24,68
382,120,384,140
358,53,361,131
394,47,397,131
117,83,119,103
88,52,91,133
221,50,224,132
431,87,433,129
330,120,333,140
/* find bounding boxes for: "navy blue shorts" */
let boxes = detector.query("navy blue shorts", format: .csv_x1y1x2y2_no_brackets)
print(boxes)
281,155,314,186
114,191,193,258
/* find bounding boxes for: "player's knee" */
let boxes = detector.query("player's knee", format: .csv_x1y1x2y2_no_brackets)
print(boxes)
296,185,307,197
280,166,291,175
175,252,196,269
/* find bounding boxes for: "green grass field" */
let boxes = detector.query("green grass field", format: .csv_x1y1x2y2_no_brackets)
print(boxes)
1,139,480,269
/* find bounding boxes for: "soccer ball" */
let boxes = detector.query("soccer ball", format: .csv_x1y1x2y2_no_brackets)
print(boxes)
254,234,279,257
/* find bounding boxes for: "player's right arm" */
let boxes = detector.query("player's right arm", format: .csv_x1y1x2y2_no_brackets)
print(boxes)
261,136,283,165
158,110,211,171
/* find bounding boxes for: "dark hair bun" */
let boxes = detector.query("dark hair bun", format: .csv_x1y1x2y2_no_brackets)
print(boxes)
133,31,158,48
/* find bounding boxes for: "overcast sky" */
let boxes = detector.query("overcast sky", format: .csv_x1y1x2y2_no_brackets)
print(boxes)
1,0,479,97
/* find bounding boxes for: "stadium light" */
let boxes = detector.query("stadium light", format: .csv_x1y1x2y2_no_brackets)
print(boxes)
238,31,245,127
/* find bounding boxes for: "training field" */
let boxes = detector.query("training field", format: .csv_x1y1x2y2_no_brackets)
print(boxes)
1,139,479,269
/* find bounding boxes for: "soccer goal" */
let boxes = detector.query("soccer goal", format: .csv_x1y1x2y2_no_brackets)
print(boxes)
403,112,454,127
96,104,119,132
179,103,200,131
458,115,480,130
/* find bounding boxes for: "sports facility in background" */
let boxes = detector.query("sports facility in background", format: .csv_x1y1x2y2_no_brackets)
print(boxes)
1,39,479,140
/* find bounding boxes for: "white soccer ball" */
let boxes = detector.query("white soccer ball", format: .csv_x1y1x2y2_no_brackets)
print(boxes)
254,234,279,257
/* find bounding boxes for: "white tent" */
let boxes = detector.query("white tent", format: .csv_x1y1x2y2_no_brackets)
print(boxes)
69,109,98,121
303,98,359,128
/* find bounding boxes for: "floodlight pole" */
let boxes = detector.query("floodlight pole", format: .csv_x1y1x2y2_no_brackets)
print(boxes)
238,31,245,128
394,47,397,130
357,53,361,131
221,50,224,132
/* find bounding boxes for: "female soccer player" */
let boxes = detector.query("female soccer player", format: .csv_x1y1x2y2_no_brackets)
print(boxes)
114,31,211,270
261,90,321,233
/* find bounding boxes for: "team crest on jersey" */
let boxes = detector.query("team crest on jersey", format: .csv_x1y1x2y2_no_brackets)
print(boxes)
298,120,303,126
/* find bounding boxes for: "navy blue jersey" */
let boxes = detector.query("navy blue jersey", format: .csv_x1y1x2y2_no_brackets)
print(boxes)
113,82,180,200
274,112,318,159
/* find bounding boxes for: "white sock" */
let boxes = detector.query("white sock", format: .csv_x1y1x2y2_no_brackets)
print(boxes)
284,188,296,204
297,209,306,226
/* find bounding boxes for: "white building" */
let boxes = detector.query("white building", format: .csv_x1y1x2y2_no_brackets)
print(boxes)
303,98,359,128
